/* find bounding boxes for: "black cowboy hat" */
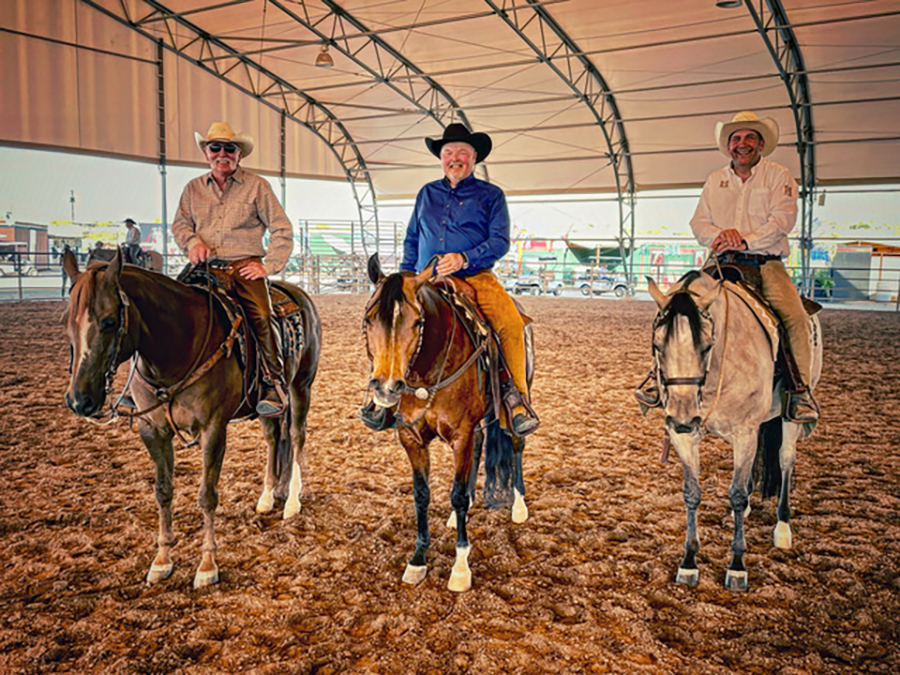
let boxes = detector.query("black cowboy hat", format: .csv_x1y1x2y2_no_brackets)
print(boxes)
425,123,492,163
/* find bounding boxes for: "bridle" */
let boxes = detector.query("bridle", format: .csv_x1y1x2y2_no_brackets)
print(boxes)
362,278,487,427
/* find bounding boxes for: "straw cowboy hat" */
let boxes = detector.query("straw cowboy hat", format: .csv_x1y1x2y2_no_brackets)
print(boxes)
715,111,779,157
194,121,254,157
426,123,492,163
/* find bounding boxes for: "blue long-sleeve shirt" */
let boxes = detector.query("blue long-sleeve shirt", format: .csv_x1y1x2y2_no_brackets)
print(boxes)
401,174,511,277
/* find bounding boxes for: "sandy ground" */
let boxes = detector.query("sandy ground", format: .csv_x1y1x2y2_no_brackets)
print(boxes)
0,295,898,675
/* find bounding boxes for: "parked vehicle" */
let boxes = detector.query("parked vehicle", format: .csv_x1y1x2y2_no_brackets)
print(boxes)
577,273,633,298
503,275,563,296
0,254,37,277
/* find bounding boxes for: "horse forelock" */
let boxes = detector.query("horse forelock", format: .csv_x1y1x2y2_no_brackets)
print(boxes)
372,274,414,328
658,291,704,351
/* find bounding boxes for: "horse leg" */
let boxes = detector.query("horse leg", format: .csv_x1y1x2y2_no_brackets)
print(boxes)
774,421,801,549
255,418,280,514
448,432,475,592
447,423,483,529
401,441,431,586
671,431,702,587
194,423,228,589
511,433,528,524
282,381,313,520
725,431,758,591
141,425,176,584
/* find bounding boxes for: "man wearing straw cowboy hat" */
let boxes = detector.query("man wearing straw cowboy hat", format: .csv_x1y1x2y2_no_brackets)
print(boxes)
359,122,539,436
172,121,293,417
636,111,818,423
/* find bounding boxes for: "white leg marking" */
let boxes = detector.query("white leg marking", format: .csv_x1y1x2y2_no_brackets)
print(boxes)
512,488,528,524
402,564,428,585
774,521,793,549
447,545,472,592
283,460,303,520
446,510,457,529
256,486,275,514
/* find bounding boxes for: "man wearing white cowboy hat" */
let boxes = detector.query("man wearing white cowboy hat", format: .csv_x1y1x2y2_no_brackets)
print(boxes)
172,121,293,417
635,110,818,422
359,122,539,436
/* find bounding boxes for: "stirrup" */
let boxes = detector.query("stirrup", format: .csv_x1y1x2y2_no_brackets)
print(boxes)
786,387,819,423
256,381,286,418
511,406,539,437
634,370,661,412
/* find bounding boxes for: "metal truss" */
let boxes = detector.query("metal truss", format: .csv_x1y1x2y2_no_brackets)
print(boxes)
267,0,488,183
744,0,817,295
481,0,636,279
81,0,381,251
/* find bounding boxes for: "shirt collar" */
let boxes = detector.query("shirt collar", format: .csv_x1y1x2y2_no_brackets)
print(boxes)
442,173,477,190
204,165,246,186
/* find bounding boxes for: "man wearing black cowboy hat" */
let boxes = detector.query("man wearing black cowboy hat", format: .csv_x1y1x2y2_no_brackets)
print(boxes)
362,122,539,436
123,218,142,265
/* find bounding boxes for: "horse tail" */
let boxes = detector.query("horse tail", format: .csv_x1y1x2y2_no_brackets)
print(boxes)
756,417,783,499
483,418,515,509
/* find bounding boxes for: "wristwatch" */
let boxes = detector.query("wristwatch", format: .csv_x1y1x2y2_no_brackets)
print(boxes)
460,253,469,270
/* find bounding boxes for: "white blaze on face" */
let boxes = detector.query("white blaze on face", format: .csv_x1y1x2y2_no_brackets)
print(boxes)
75,305,94,368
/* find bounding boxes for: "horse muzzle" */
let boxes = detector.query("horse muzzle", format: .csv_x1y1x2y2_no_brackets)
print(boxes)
665,415,702,435
66,389,106,418
370,378,404,408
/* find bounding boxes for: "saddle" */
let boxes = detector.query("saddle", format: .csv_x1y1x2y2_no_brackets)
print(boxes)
177,264,305,415
431,277,536,429
700,258,821,392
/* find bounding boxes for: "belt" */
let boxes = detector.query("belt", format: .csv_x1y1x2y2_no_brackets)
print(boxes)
715,252,781,268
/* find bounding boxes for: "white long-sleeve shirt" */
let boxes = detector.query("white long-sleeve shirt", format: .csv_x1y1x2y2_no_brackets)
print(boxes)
690,157,798,259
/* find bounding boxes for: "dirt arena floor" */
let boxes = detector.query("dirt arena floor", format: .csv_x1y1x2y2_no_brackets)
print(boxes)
0,294,898,675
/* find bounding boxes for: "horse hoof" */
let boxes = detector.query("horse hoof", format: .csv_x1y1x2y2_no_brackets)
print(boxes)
725,570,748,591
193,567,219,589
446,511,457,529
256,489,275,514
774,521,793,549
675,567,699,587
447,569,472,593
146,562,174,585
512,494,528,524
402,564,428,586
282,499,301,520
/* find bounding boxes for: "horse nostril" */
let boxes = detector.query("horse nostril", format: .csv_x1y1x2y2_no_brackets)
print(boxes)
666,416,700,435
390,380,405,395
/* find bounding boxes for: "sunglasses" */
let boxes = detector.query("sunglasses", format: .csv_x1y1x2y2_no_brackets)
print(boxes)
207,143,239,154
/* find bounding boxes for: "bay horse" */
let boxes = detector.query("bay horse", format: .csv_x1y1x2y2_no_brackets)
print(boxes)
646,270,822,591
363,255,530,592
89,244,164,273
62,248,320,588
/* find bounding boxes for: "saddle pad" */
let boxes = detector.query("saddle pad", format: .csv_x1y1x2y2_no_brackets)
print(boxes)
723,280,780,361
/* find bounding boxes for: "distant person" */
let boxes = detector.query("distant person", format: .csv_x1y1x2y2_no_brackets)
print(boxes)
172,121,293,417
124,218,142,265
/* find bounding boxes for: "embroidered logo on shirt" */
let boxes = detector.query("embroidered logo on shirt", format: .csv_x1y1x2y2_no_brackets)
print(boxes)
719,180,729,188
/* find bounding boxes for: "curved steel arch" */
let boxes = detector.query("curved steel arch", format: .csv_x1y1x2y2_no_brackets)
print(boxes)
481,0,636,276
269,0,489,182
744,0,817,294
82,0,380,249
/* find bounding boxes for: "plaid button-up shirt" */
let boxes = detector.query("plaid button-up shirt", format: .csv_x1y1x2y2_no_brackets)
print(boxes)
172,166,293,275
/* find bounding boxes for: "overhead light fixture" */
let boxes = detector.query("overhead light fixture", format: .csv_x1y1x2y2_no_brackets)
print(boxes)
315,44,334,67
716,0,743,7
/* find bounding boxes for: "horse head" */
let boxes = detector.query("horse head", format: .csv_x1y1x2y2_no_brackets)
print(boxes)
648,276,719,434
62,248,134,417
364,254,435,408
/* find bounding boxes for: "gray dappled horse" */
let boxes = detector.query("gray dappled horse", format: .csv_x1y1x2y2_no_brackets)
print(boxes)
62,248,320,588
647,271,822,591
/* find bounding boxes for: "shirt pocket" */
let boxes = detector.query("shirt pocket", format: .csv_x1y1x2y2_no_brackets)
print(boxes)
747,189,770,223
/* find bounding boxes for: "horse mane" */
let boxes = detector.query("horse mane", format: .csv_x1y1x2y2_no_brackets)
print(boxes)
658,291,705,350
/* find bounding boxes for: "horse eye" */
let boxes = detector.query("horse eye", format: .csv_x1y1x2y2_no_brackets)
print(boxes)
413,318,425,328
100,317,117,332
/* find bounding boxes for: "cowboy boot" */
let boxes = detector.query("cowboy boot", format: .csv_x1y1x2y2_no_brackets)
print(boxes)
634,369,662,412
502,380,539,437
357,401,397,431
256,376,287,418
787,387,819,423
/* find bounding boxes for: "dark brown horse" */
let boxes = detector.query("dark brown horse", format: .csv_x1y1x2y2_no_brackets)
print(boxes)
88,244,163,272
363,255,529,592
62,248,320,588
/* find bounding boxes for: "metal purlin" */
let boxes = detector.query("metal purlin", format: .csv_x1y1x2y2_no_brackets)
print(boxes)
482,0,636,280
268,0,489,183
744,0,817,296
81,0,380,252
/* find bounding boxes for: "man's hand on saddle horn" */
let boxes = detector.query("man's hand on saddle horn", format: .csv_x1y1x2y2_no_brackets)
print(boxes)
188,241,213,265
711,229,748,253
434,252,467,277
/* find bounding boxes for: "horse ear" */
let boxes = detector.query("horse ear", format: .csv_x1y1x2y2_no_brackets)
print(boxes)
646,276,667,309
62,248,81,282
103,246,124,286
367,254,384,285
695,283,721,312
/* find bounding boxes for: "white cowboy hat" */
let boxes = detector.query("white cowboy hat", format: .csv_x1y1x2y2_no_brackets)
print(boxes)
715,111,779,157
194,121,254,157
